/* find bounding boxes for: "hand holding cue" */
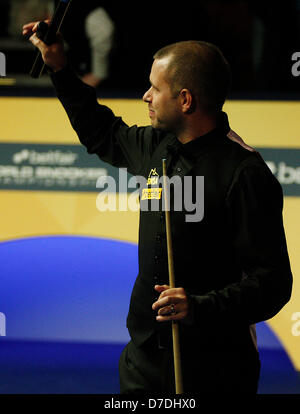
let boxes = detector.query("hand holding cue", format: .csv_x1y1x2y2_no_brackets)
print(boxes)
162,158,184,394
30,0,72,78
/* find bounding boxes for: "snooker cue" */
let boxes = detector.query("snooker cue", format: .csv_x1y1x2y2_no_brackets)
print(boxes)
30,0,73,78
162,158,184,394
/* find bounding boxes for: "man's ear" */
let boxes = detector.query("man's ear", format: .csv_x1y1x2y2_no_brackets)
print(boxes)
180,89,196,114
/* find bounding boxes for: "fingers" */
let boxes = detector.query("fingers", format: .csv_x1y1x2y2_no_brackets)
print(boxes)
22,19,51,36
152,286,189,322
26,27,67,72
22,21,40,36
157,303,178,317
154,285,183,300
156,302,188,322
154,284,169,293
29,33,46,54
152,295,180,312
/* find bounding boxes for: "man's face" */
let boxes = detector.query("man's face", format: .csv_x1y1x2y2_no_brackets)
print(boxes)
143,57,182,132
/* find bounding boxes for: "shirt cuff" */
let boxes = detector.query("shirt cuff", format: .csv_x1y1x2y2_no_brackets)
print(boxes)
180,291,196,326
50,64,86,96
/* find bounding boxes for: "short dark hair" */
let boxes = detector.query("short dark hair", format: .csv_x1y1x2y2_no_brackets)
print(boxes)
153,40,231,112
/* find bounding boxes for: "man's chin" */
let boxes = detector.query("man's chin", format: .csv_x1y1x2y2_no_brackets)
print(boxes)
150,119,159,129
151,119,167,131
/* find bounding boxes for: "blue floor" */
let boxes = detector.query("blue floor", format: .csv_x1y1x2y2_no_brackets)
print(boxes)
0,340,121,394
258,348,300,394
0,339,299,394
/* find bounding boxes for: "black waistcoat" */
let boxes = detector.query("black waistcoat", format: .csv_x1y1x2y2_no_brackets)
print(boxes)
126,126,257,349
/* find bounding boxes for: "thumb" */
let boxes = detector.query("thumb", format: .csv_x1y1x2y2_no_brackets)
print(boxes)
154,284,170,292
29,33,46,53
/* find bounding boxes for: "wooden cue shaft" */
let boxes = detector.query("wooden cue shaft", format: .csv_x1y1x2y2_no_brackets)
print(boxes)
162,158,184,394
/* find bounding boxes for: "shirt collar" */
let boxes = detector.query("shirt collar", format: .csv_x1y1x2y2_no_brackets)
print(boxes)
166,111,230,160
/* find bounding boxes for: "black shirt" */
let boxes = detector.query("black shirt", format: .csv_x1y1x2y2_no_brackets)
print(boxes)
51,66,293,353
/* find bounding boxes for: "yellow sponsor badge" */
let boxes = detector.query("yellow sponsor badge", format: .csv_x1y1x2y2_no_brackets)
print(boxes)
141,188,162,200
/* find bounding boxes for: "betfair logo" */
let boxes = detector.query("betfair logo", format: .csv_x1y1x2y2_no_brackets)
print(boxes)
0,52,6,76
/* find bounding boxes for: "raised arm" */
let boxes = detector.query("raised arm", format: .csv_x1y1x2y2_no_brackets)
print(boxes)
23,22,161,175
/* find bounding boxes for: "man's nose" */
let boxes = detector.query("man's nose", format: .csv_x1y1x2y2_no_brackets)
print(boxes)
143,88,152,103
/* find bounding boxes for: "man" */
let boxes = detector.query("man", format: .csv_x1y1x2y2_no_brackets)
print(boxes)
24,23,293,393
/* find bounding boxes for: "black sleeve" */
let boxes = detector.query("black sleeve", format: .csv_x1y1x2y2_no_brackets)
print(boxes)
50,65,160,176
189,156,293,326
